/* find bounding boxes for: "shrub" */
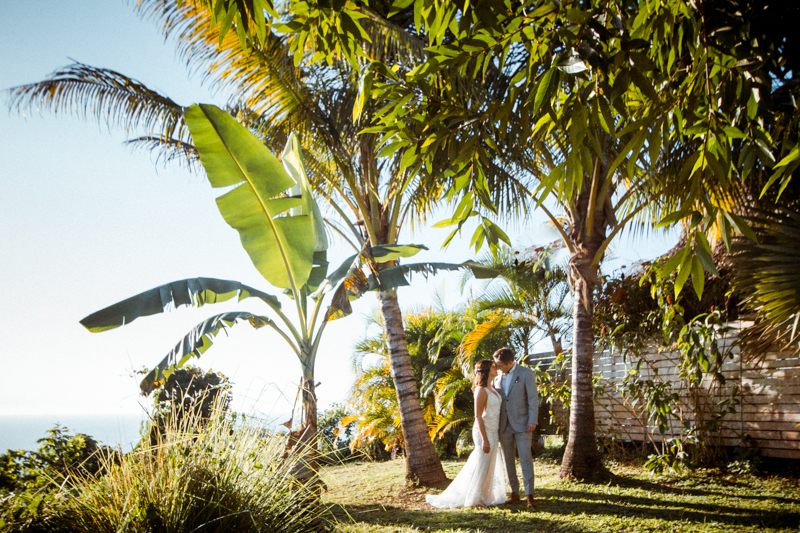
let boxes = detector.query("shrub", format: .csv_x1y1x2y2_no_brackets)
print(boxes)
1,415,323,533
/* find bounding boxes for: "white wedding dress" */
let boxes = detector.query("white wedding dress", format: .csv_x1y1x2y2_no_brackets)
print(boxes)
426,389,507,508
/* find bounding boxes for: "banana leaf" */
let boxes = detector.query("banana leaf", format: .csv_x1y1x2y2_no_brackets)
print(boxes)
185,104,315,290
139,311,273,394
314,243,427,300
283,132,329,294
377,261,501,288
80,277,280,333
324,250,499,321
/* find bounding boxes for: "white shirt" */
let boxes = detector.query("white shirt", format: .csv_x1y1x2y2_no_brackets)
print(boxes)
501,363,516,395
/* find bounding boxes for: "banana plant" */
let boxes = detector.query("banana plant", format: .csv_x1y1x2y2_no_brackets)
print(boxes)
79,104,429,450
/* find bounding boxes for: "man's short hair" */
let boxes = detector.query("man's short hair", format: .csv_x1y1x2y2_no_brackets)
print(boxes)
493,347,515,364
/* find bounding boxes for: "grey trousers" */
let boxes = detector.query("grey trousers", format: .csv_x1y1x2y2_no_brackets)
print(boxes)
499,429,534,495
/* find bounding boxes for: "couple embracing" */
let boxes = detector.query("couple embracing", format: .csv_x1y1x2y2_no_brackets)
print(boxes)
426,347,538,509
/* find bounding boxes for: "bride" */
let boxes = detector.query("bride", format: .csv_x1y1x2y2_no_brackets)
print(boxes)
426,359,507,509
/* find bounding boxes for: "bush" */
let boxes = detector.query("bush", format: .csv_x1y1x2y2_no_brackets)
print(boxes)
317,404,356,464
1,415,323,533
0,426,110,494
148,366,232,446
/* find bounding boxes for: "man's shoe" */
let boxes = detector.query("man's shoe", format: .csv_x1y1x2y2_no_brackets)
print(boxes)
526,495,537,508
505,493,520,504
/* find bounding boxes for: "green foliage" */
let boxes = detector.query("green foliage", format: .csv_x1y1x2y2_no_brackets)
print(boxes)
147,366,233,445
1,416,322,533
532,350,571,437
347,305,508,458
230,0,800,293
0,426,113,532
317,403,356,463
594,271,663,356
0,427,108,494
595,258,737,358
614,278,741,474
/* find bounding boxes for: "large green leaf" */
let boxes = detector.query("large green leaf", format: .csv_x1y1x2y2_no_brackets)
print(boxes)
371,244,428,262
282,132,329,293
80,277,280,333
185,104,315,290
139,311,273,394
282,132,328,253
377,261,502,288
323,243,429,320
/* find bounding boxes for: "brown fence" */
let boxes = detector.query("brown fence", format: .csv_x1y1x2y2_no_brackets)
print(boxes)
527,332,800,459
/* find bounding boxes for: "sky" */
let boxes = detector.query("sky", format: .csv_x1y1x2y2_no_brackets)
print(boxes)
0,1,678,422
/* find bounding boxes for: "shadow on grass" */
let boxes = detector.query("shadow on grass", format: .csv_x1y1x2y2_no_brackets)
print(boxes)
327,479,800,532
537,487,799,529
607,473,800,505
327,502,589,532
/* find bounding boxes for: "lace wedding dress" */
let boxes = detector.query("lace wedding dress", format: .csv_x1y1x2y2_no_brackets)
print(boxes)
426,389,507,509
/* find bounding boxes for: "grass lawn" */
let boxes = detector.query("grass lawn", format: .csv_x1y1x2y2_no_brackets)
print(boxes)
321,459,800,532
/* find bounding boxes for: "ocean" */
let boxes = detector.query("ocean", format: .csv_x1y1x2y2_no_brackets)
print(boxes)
0,413,146,453
0,412,292,453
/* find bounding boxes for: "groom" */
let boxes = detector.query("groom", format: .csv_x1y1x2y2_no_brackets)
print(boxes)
492,347,538,508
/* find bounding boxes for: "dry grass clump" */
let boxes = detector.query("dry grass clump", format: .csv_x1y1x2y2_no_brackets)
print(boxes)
4,412,322,533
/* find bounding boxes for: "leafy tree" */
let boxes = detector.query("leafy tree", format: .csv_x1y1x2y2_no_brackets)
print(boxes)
0,426,114,531
323,0,800,479
317,403,357,463
5,0,505,486
147,366,233,445
0,427,109,494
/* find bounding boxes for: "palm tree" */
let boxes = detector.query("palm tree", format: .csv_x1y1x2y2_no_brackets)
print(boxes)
731,178,800,356
348,3,736,480
6,0,509,485
460,245,572,362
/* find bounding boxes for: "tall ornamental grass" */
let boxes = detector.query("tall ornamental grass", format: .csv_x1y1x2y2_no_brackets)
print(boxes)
10,413,322,533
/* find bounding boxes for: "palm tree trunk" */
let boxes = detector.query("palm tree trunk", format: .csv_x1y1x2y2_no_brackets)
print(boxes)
559,144,612,480
559,266,604,479
378,289,448,486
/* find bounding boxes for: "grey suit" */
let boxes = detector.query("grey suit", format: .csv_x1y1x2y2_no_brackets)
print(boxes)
494,363,538,496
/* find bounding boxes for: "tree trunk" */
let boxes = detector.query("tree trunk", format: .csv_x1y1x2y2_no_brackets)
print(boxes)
378,289,448,486
559,144,612,480
292,373,319,482
559,265,605,479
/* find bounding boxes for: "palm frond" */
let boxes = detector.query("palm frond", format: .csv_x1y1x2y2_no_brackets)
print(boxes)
125,136,200,171
459,312,509,368
8,62,187,143
732,206,800,355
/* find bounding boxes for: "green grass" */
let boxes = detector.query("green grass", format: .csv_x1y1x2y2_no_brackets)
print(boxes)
322,459,800,532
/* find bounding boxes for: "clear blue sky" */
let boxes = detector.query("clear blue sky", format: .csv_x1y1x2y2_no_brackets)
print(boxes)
0,1,678,419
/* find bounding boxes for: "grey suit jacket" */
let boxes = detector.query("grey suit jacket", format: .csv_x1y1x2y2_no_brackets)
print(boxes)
494,364,538,434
